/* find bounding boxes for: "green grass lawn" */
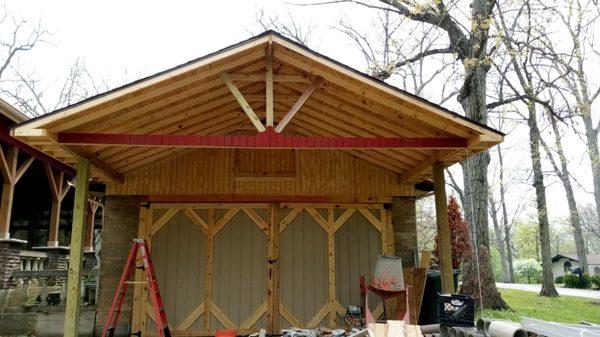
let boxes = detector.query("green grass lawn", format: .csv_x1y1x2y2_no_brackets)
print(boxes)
478,289,600,324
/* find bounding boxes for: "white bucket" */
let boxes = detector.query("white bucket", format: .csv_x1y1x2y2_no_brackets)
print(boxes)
371,255,404,291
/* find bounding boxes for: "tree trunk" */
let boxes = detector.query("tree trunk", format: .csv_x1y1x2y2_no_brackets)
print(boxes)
527,104,558,297
456,0,508,310
548,116,588,272
490,195,510,282
497,145,515,282
582,105,600,241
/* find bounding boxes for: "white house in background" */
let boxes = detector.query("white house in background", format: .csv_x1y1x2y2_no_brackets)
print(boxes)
552,254,600,277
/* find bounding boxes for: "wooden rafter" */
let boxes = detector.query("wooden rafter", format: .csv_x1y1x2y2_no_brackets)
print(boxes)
219,72,265,132
274,76,323,133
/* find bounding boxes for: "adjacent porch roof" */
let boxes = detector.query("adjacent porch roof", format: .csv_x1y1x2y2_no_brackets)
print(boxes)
11,31,503,184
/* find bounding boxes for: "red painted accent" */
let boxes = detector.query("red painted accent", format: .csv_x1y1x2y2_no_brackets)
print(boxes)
58,127,467,149
0,126,75,176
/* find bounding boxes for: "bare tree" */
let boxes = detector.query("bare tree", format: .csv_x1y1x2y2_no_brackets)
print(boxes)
536,0,600,237
493,0,559,296
0,10,106,117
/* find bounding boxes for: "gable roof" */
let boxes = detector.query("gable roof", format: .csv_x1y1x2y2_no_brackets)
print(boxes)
11,31,503,183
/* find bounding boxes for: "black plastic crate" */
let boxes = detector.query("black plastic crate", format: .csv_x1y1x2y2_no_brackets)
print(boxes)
437,294,475,327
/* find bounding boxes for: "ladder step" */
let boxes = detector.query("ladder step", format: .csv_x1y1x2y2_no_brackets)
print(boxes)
124,281,147,284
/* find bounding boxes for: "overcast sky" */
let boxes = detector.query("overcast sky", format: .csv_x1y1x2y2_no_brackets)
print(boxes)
3,0,598,229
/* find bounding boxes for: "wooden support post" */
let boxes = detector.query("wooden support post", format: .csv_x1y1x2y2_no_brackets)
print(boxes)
0,181,14,239
45,164,71,246
0,146,33,239
267,203,280,334
84,199,100,252
433,161,454,294
63,158,90,337
265,43,274,127
327,209,336,328
203,209,215,333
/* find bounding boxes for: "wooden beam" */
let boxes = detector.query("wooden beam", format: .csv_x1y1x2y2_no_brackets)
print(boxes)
63,158,90,337
47,135,123,183
57,130,468,149
2,125,75,176
227,74,310,83
45,164,71,246
398,150,462,183
432,161,454,293
219,72,265,132
274,76,323,133
266,44,274,127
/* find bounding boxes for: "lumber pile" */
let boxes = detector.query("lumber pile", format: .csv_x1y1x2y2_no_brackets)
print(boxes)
368,321,424,337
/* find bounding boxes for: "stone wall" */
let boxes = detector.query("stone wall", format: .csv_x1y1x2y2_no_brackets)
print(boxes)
391,196,418,267
96,196,139,336
0,240,25,289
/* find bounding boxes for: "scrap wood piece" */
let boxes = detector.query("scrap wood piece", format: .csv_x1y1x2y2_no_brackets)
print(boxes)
387,320,407,337
412,268,427,322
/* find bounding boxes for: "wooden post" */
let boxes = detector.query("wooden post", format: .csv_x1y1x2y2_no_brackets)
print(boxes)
63,158,90,337
45,164,71,246
266,203,280,334
265,43,274,127
433,161,454,293
84,199,100,252
0,146,33,239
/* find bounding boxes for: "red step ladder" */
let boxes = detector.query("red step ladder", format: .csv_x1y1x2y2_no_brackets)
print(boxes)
101,239,171,337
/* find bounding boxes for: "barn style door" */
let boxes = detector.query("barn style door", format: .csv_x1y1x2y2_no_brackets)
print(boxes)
133,203,270,336
132,202,393,336
277,204,393,330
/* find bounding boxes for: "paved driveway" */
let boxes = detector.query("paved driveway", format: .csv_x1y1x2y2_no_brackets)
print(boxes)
496,282,600,299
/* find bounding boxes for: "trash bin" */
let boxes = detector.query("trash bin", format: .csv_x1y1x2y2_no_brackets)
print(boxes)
418,269,460,325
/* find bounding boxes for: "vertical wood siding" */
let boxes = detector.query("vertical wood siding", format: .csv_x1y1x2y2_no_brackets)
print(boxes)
107,149,413,197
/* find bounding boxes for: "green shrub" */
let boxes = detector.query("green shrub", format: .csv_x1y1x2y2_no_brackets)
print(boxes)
555,275,564,284
564,274,591,289
514,259,542,284
591,276,600,289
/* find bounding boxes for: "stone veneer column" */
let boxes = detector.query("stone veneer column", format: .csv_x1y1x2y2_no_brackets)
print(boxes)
95,196,139,337
391,196,418,268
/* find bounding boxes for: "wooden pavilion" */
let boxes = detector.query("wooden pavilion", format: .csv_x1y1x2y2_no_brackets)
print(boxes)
10,31,503,337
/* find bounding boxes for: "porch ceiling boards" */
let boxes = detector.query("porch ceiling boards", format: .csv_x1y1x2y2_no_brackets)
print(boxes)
10,31,503,184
